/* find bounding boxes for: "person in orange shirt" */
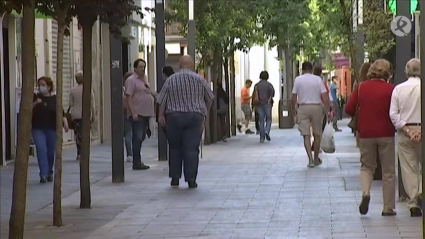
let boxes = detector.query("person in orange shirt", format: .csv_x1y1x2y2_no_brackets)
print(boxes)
239,79,254,134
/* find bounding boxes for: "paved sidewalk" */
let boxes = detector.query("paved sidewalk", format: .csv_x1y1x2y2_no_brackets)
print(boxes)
1,120,422,239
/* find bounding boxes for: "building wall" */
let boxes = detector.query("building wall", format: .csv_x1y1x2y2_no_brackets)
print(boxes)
234,44,281,124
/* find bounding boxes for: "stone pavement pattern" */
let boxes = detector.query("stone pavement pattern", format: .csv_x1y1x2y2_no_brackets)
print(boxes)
0,120,422,239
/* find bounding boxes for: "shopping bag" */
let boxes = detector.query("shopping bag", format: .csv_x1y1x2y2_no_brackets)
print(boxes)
321,123,335,153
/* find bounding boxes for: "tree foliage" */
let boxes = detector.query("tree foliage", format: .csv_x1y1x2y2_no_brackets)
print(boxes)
362,0,395,61
166,0,262,69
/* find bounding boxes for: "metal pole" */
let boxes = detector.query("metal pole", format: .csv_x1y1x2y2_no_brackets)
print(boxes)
0,13,6,166
396,0,411,200
188,0,195,59
156,0,168,161
110,35,125,182
420,2,425,236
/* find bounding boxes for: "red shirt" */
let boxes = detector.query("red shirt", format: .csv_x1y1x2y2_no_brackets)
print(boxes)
345,79,395,138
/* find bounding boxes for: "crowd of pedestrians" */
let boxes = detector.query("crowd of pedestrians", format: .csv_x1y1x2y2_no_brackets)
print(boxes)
29,54,422,220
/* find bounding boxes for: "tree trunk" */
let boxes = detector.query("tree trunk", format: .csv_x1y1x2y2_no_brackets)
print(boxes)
9,2,36,238
340,0,360,83
79,18,95,209
229,52,236,136
204,67,211,145
223,57,230,138
210,48,219,144
53,17,66,227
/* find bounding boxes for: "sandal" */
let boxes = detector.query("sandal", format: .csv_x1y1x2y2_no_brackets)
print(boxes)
314,158,322,166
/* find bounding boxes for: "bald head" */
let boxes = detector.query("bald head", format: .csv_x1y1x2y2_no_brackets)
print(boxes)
405,58,420,78
75,72,84,84
179,55,194,70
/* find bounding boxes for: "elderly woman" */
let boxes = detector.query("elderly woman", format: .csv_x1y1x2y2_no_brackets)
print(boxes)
345,59,396,216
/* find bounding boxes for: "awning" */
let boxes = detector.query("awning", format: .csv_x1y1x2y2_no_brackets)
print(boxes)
11,10,50,19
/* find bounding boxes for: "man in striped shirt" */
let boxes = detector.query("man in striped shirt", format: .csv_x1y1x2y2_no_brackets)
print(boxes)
157,55,214,188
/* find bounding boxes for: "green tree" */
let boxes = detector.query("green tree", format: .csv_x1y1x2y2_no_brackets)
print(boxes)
8,0,37,238
37,0,74,226
166,0,262,141
73,0,140,208
362,0,395,61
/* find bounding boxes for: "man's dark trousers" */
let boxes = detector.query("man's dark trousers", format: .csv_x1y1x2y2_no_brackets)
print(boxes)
166,112,204,181
131,116,149,166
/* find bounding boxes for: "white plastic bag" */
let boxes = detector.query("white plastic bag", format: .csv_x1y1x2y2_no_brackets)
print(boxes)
321,123,335,153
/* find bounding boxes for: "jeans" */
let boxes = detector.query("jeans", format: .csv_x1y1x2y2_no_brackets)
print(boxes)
124,117,132,157
255,110,259,132
166,112,204,181
256,104,272,140
32,128,56,177
73,119,82,156
131,116,149,166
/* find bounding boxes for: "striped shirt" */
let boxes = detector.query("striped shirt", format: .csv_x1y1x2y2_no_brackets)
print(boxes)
157,69,214,116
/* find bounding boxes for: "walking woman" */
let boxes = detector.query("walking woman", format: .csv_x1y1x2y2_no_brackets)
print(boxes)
32,76,69,183
345,59,396,216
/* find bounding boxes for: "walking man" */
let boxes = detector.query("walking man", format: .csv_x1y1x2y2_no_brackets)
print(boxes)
329,76,342,131
390,58,422,217
157,55,214,188
254,71,275,143
239,79,254,134
292,62,330,168
125,59,155,170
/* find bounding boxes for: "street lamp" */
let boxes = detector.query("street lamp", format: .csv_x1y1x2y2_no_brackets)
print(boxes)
187,0,195,60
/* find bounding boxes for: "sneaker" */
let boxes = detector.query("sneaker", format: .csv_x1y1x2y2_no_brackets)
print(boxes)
132,163,150,170
40,176,47,183
47,175,53,182
245,129,254,134
265,133,271,141
256,131,260,135
359,195,370,215
126,156,133,163
260,139,265,143
237,124,242,133
307,162,315,168
222,138,227,142
76,155,80,161
382,210,397,216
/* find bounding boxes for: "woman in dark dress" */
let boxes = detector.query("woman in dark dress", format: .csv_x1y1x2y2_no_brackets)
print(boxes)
32,76,68,183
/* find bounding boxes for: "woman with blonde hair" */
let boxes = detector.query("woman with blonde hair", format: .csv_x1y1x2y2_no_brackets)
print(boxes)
345,59,396,216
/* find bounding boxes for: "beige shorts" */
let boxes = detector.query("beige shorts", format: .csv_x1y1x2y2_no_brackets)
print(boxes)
298,104,323,136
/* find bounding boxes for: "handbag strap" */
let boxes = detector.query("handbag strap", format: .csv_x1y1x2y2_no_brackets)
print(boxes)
67,106,71,114
356,82,362,110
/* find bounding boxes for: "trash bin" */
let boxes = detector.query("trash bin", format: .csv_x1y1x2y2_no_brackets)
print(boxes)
278,99,294,129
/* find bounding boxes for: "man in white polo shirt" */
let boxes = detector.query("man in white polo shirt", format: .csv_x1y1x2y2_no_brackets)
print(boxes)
292,61,331,168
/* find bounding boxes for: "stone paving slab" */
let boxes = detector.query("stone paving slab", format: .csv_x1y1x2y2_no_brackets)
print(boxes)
0,120,423,239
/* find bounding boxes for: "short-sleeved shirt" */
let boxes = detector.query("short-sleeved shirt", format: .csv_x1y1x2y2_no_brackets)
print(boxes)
32,93,58,130
330,83,337,102
292,73,327,104
241,87,250,104
125,73,155,117
255,80,275,105
157,69,214,117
